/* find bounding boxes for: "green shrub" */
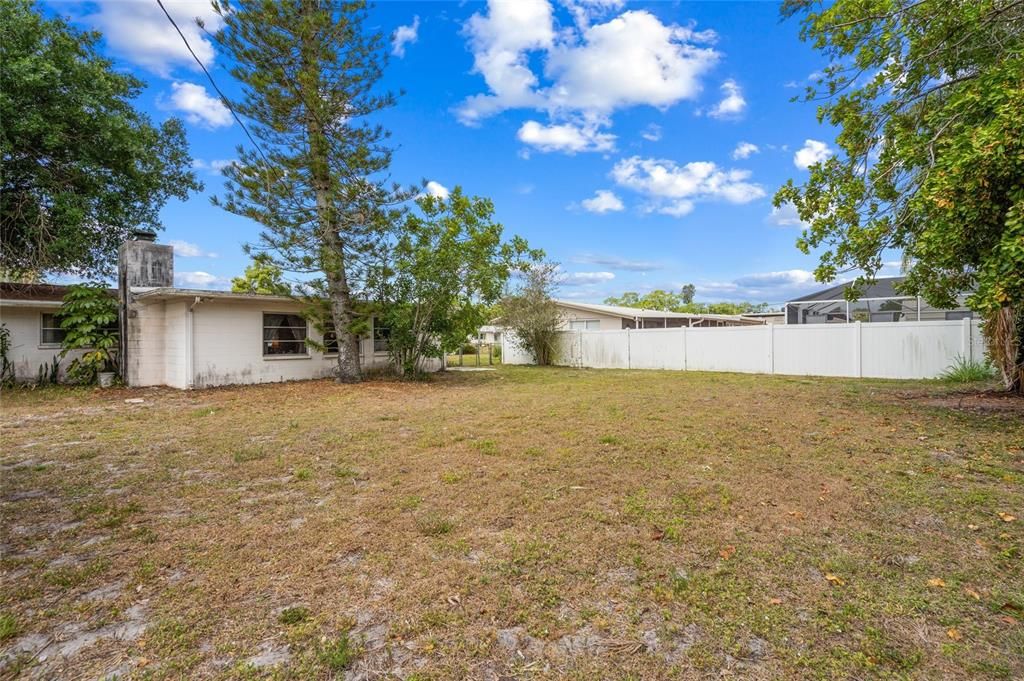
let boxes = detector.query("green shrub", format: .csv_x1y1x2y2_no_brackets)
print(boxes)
0,612,18,641
278,606,309,625
940,355,996,383
319,632,358,670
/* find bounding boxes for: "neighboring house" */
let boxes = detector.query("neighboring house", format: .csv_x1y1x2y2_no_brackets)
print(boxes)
473,324,504,345
553,300,764,330
0,233,440,388
740,311,785,325
785,277,973,325
0,283,95,382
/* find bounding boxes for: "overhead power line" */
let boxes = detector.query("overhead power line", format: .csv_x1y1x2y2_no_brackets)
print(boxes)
154,0,270,166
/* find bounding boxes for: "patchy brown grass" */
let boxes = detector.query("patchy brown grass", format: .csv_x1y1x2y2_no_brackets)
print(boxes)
1,367,1021,680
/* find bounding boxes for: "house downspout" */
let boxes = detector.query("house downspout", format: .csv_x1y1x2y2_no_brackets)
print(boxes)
186,296,203,389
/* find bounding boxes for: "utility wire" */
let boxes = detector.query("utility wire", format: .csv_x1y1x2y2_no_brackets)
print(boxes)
154,0,271,167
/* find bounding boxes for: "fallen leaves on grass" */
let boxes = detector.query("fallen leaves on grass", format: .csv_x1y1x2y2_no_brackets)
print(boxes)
997,512,1016,522
927,577,947,588
719,545,736,560
947,628,963,641
964,588,981,600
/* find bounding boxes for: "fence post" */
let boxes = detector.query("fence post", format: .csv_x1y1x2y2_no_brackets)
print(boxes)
767,324,775,374
682,326,688,371
626,328,631,370
962,317,971,360
854,321,863,378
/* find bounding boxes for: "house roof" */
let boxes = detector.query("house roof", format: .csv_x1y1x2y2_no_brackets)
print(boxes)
556,299,696,319
131,287,297,305
0,282,115,308
788,277,908,303
553,299,760,323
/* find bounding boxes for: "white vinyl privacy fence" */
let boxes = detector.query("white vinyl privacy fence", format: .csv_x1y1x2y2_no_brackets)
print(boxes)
502,319,986,380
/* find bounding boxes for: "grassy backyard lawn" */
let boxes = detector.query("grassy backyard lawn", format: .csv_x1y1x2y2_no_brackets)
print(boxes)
1,367,1021,680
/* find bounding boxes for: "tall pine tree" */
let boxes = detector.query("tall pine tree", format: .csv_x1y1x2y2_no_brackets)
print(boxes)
211,0,412,382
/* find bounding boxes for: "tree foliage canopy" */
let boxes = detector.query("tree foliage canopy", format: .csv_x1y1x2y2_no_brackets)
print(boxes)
776,0,1024,389
502,263,564,366
370,188,539,375
231,254,292,296
0,0,201,278
603,288,772,315
211,0,412,381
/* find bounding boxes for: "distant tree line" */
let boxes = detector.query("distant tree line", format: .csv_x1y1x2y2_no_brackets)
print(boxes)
603,286,773,315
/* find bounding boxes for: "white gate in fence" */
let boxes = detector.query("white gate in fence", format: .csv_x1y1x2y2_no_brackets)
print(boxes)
502,319,986,380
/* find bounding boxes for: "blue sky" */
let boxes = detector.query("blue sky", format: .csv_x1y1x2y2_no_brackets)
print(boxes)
46,0,902,305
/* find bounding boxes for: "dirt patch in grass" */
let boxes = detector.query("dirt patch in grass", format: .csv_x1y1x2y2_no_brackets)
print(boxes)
1,368,1022,679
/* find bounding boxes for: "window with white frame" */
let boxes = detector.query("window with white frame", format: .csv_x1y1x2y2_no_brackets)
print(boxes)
263,313,307,356
568,319,601,330
373,323,390,353
40,313,66,346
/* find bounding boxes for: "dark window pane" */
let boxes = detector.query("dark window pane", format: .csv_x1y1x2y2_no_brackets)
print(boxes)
323,331,338,353
40,314,67,345
263,313,307,355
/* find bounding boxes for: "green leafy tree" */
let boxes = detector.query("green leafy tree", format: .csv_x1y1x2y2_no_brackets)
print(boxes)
775,0,1024,392
211,0,414,383
0,0,201,278
679,284,696,305
371,188,539,376
603,292,640,307
503,263,564,366
231,254,292,296
59,284,119,383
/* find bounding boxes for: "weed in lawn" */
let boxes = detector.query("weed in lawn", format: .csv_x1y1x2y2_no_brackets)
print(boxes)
0,612,19,641
474,439,498,455
416,512,454,536
439,471,464,484
399,495,423,511
278,606,310,625
319,631,358,671
99,502,141,529
522,446,544,457
940,356,996,383
293,466,313,481
233,447,266,464
44,557,111,588
332,464,357,478
599,434,622,445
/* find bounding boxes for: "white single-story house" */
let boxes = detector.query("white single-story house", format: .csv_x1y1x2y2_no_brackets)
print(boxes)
553,300,764,330
0,234,440,388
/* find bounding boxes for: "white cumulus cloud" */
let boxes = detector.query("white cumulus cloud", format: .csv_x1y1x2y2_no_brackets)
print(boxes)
766,202,808,228
696,269,820,301
392,16,420,58
580,190,624,214
732,141,759,160
517,120,616,154
83,0,223,77
641,124,662,142
424,181,450,199
166,82,232,128
456,2,718,153
174,271,229,289
563,271,616,285
611,156,766,217
794,139,832,169
168,240,218,258
707,79,746,119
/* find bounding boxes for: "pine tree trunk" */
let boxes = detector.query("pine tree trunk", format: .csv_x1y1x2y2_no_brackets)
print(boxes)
300,0,360,383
